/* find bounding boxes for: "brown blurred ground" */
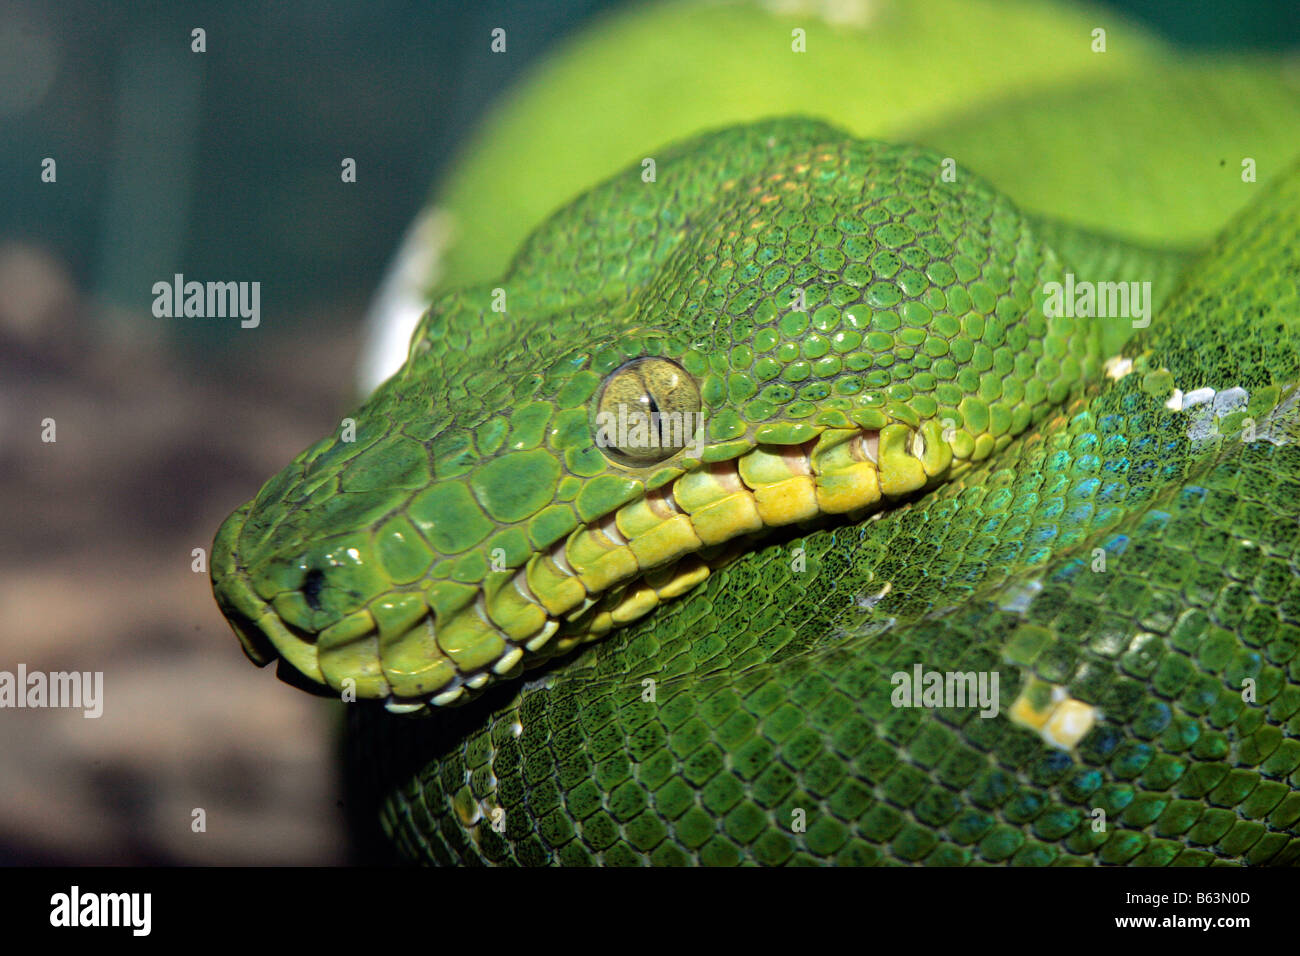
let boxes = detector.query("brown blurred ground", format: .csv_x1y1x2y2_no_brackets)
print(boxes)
0,241,364,864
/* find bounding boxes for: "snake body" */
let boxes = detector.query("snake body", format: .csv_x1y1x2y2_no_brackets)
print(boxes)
212,112,1300,864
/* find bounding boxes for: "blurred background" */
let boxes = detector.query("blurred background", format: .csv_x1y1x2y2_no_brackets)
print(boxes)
2,0,1297,864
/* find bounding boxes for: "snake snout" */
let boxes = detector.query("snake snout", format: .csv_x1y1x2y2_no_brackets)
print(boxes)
210,500,342,693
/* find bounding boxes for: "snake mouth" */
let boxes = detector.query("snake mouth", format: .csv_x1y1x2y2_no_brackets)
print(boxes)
214,417,979,714
211,502,338,695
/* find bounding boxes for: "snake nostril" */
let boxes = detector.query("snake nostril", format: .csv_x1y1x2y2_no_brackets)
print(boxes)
302,568,326,611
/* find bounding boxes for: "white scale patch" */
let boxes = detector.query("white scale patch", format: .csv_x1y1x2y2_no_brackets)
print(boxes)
997,579,1043,614
1159,378,1299,444
521,673,556,695
1103,355,1134,381
855,581,891,610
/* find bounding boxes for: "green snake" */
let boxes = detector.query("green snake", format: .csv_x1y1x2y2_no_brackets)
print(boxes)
211,12,1300,865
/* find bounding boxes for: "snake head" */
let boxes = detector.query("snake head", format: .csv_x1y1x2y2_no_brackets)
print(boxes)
211,119,1102,713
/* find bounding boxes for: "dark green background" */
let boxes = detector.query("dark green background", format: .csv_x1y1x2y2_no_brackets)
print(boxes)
2,0,1297,352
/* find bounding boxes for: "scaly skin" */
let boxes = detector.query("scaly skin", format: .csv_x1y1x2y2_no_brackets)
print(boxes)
213,119,1300,865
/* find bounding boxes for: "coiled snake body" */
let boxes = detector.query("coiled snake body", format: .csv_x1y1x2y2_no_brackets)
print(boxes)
213,109,1300,865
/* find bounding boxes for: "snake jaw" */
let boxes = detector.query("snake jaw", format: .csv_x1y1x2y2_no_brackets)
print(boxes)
215,415,980,714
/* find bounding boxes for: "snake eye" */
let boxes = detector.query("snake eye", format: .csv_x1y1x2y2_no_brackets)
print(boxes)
594,357,702,464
